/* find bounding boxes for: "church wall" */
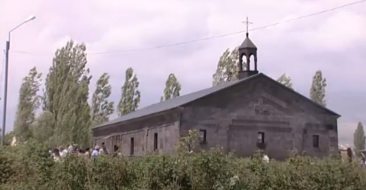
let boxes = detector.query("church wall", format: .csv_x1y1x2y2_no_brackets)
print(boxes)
145,121,181,154
180,75,339,160
92,109,182,156
116,122,180,156
227,118,293,160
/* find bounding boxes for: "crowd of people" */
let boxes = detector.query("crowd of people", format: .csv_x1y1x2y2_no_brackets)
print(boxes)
47,142,366,166
49,142,120,162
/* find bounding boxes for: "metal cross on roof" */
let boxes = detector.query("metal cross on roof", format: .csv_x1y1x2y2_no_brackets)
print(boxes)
242,17,253,35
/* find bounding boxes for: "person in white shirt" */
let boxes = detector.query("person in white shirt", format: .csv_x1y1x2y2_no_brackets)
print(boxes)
52,149,61,162
62,148,68,157
68,145,74,153
91,145,100,157
59,147,65,157
263,154,270,163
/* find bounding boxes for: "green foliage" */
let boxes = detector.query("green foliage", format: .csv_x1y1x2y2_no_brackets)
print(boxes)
117,67,141,116
212,47,241,86
354,122,365,157
310,70,327,107
0,141,54,189
13,67,42,143
41,40,92,147
0,131,15,146
161,73,181,101
31,111,56,147
0,147,13,184
176,129,201,153
91,73,114,126
1,142,366,190
277,73,294,89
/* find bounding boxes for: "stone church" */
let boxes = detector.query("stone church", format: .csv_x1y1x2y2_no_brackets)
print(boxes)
92,31,340,160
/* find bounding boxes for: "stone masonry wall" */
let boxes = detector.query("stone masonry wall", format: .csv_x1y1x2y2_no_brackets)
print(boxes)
92,109,181,156
180,75,339,160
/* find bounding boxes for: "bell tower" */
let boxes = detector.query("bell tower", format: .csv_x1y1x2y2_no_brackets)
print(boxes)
238,17,258,79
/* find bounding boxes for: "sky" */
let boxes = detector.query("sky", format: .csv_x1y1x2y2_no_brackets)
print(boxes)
0,0,365,145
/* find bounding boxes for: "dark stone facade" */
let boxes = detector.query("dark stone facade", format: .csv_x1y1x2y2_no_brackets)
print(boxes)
92,74,339,160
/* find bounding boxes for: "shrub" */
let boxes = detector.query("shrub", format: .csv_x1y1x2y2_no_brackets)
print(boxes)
1,142,366,190
0,147,13,184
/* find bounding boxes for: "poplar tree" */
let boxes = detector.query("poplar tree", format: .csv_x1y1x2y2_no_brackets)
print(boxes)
42,40,92,147
91,73,114,126
161,73,181,101
277,73,294,89
354,122,365,157
13,67,42,143
117,67,141,116
310,70,327,107
31,111,56,146
212,47,241,86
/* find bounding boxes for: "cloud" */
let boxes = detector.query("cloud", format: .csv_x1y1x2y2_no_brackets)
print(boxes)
0,0,365,145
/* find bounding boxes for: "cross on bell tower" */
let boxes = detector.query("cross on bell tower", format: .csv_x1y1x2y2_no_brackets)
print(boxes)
238,17,258,79
243,17,252,37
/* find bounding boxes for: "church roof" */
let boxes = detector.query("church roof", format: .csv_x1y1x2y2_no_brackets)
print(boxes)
239,36,257,49
94,73,340,129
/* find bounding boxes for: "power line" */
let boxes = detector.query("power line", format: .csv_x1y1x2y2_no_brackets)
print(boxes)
10,0,366,56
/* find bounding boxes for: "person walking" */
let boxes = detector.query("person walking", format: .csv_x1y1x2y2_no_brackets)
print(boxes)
346,145,353,163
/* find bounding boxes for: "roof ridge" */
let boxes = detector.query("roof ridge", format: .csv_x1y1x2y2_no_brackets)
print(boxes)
94,72,340,129
94,74,261,128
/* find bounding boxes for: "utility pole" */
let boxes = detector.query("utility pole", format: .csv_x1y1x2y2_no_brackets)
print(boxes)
1,15,36,146
1,41,9,145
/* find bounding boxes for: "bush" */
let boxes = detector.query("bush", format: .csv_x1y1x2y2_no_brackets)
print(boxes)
0,147,13,185
1,142,366,190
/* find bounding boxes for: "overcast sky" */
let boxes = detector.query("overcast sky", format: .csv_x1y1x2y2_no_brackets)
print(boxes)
0,0,365,145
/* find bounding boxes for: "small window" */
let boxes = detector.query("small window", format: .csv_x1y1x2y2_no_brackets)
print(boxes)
199,129,207,144
312,135,319,148
130,137,134,155
326,124,334,130
154,133,158,151
303,128,308,134
257,132,265,144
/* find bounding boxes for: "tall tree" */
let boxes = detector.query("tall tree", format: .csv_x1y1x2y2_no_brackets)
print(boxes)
161,73,181,101
277,73,294,89
31,111,56,147
91,73,114,126
354,122,365,157
212,47,241,86
43,40,92,147
309,70,327,107
13,67,42,143
117,67,141,116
